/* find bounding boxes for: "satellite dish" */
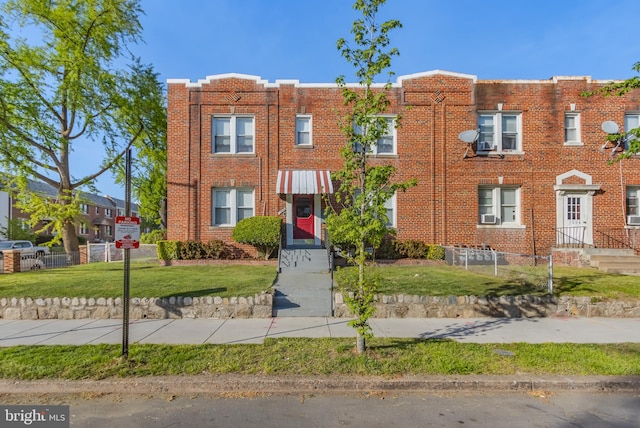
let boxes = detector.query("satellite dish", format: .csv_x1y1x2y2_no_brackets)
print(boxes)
458,129,479,143
602,121,619,134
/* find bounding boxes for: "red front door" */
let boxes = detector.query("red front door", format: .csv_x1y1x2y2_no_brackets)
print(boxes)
293,195,314,240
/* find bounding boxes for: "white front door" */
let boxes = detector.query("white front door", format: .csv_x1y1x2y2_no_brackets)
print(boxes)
559,193,592,245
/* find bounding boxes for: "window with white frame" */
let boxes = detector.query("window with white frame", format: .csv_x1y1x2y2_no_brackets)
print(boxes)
117,209,124,216
478,112,522,152
79,223,88,235
80,203,89,214
354,116,396,155
296,115,312,146
105,208,113,218
624,113,640,150
354,189,396,227
564,112,581,144
212,116,254,154
212,188,254,226
105,225,113,236
627,186,640,225
478,186,520,225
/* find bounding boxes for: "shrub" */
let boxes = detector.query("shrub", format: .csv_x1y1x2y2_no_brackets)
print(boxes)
397,240,429,259
232,216,282,260
375,236,403,260
141,229,166,244
427,245,445,260
157,240,179,260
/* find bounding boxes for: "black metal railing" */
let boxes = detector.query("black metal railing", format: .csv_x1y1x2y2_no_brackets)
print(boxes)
553,226,587,248
594,228,640,253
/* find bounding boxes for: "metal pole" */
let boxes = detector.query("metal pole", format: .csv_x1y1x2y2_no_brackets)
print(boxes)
122,149,132,359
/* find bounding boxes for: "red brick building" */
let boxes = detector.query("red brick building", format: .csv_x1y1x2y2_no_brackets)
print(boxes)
166,71,640,256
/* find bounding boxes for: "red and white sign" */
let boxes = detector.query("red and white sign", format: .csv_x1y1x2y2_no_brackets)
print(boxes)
115,216,141,249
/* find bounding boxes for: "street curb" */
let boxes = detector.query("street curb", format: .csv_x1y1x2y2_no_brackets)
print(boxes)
2,375,640,395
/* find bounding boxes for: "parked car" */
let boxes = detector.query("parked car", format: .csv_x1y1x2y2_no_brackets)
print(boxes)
0,240,50,259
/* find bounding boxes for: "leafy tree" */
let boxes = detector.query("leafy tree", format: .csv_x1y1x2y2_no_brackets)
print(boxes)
0,216,35,241
0,0,166,253
327,0,416,354
582,62,640,158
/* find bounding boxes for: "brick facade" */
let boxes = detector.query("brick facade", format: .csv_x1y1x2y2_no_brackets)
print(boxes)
166,71,640,256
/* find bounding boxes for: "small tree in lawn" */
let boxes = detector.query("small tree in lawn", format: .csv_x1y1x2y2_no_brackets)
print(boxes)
326,0,416,354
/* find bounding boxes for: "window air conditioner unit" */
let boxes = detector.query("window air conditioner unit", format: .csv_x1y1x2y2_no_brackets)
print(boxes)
628,215,640,226
478,141,495,151
481,214,497,224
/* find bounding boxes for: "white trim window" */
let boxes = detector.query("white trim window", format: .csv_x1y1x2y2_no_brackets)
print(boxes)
564,112,582,145
354,116,396,155
212,188,254,226
79,223,88,235
478,112,522,152
296,115,312,146
105,225,113,237
212,116,255,154
624,113,640,150
627,187,640,225
384,192,396,227
80,203,89,214
105,208,113,218
478,186,520,226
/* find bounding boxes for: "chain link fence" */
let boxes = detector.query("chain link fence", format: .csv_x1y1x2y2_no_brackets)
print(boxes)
444,246,553,294
88,243,158,263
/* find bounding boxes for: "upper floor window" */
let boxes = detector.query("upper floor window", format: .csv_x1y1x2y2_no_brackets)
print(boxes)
564,112,582,145
95,206,100,214
624,113,640,150
627,186,640,225
212,116,254,154
105,208,113,218
212,188,254,226
117,209,124,216
296,115,312,146
80,203,89,214
478,186,520,226
478,112,522,152
354,116,396,155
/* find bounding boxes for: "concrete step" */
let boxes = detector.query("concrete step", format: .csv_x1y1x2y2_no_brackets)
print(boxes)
589,255,640,268
599,267,640,275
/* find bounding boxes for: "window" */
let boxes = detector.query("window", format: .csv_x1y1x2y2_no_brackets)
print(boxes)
80,204,89,214
354,116,396,155
95,206,100,214
79,223,88,235
627,187,640,225
478,112,522,152
296,115,312,146
624,113,640,150
478,187,520,225
212,188,254,226
105,225,113,236
354,189,396,227
212,116,254,154
105,208,112,218
564,112,581,145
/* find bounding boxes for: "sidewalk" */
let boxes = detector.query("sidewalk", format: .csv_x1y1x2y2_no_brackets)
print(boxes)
2,316,640,346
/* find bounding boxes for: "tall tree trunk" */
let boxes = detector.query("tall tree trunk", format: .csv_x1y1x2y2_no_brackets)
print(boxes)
59,194,80,254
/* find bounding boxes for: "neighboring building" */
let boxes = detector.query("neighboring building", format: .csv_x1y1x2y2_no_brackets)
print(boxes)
166,71,640,256
0,180,138,243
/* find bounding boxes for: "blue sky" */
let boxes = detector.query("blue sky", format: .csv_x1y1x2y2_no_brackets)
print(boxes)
88,0,640,196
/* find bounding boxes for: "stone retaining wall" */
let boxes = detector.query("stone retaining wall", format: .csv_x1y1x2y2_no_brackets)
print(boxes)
0,293,273,320
332,293,640,318
2,293,639,320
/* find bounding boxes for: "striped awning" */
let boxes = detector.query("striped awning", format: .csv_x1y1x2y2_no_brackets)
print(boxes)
276,170,334,194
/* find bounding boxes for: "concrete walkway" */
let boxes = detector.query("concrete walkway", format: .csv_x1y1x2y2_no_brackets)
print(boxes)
2,317,640,346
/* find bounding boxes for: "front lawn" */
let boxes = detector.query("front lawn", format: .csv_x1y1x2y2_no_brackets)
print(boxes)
0,260,638,299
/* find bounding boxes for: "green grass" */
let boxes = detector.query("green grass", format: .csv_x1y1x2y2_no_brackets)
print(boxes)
1,261,638,299
336,264,640,298
0,261,277,299
0,339,638,380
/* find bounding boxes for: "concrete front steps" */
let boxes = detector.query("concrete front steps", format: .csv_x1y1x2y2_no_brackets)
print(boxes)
589,249,640,275
273,248,333,317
